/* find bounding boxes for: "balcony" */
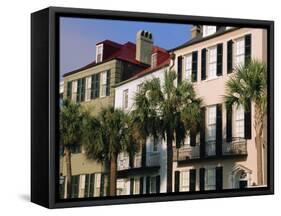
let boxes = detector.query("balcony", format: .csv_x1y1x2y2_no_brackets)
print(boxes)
117,153,142,171
173,145,200,161
173,137,247,162
222,137,247,156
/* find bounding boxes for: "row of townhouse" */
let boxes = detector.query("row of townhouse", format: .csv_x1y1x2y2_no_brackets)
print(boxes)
60,25,268,198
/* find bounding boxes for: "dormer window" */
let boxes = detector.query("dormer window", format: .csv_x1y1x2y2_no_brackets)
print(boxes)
96,44,103,63
203,26,217,37
151,53,157,68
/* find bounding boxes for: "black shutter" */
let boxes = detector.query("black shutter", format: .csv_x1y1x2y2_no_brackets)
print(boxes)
201,48,207,80
216,43,223,76
156,175,160,193
141,143,146,167
76,79,81,102
190,130,196,147
96,73,100,98
192,51,198,82
216,166,223,191
81,77,85,102
177,56,183,85
227,40,233,73
189,169,196,192
130,178,134,195
67,81,72,99
174,171,180,192
244,98,252,139
226,106,232,142
245,34,252,65
100,173,104,197
140,177,144,194
216,104,222,156
106,70,111,96
146,176,150,194
129,155,134,168
199,168,205,191
91,75,95,99
200,107,206,158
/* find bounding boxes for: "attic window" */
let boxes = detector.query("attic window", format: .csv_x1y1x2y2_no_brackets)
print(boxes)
96,44,103,63
151,53,157,68
203,26,216,37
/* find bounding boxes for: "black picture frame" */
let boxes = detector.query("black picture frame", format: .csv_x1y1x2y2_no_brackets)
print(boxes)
31,6,274,209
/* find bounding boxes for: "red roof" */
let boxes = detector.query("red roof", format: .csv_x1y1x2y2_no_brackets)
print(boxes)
63,40,169,77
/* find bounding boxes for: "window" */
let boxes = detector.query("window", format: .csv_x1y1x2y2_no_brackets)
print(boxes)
137,83,144,92
84,174,95,198
205,168,216,190
70,145,81,154
235,105,245,138
96,44,103,63
116,179,126,196
100,71,107,97
184,135,190,147
134,178,140,194
123,89,129,110
85,76,92,101
207,106,216,156
180,171,190,192
152,137,159,152
94,173,101,197
91,73,100,99
151,53,157,68
208,46,217,79
76,78,85,103
150,176,156,193
235,37,245,66
72,80,77,102
71,175,80,198
203,26,216,37
185,54,192,81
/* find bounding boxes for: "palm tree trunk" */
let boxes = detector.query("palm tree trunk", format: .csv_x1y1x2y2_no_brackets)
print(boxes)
109,153,117,196
166,132,173,193
65,147,72,198
254,103,264,185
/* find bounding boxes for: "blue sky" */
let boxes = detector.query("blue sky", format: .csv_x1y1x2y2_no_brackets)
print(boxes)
60,17,191,78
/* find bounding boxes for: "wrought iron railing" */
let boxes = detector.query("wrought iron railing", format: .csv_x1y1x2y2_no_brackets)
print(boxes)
173,137,247,161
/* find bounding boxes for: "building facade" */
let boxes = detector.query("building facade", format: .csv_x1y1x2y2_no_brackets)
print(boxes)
60,30,169,198
170,26,267,192
114,26,268,194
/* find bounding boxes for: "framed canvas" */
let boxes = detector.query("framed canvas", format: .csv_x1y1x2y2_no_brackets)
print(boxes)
31,6,274,208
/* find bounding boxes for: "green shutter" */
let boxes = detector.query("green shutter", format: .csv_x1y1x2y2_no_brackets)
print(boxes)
81,77,85,102
177,56,183,85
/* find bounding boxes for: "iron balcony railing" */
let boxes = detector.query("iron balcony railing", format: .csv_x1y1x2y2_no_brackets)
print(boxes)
173,137,247,161
117,151,160,171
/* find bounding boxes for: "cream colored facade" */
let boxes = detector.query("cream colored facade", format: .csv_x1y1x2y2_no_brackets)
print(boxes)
170,27,267,191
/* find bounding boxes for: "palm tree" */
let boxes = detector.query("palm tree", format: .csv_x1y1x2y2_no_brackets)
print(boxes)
134,70,202,193
60,99,85,198
224,60,267,185
83,107,138,196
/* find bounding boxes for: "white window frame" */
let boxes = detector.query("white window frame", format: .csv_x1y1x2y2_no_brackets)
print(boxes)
71,80,77,102
94,173,101,197
235,105,245,138
207,46,217,80
184,54,192,81
205,167,216,190
152,137,159,152
123,89,129,110
180,170,190,192
85,76,92,101
203,25,217,37
134,178,140,194
206,106,216,156
96,44,103,63
151,53,157,68
100,71,107,97
235,37,245,67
